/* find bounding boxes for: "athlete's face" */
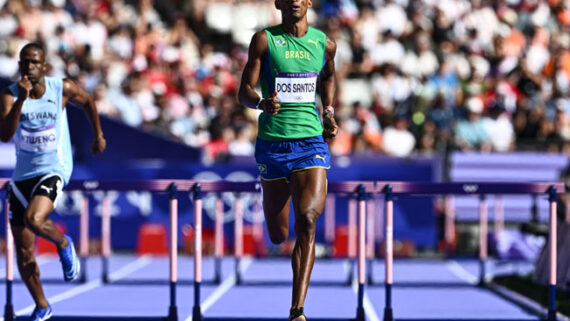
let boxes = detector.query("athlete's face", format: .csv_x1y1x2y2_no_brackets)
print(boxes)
275,0,313,20
19,48,47,84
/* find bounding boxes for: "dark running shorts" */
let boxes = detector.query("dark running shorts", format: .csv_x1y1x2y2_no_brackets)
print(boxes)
9,174,63,227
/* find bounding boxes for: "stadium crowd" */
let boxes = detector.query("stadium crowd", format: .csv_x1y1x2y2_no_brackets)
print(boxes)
1,0,569,162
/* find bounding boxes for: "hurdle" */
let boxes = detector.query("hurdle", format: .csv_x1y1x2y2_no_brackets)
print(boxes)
306,183,379,287
189,180,373,321
188,180,260,321
207,190,250,285
1,179,197,320
72,179,188,321
377,181,565,321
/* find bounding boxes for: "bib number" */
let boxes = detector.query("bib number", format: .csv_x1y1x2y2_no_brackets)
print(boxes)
20,125,57,152
275,72,317,103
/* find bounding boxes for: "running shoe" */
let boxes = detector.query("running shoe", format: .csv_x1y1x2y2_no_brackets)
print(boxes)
58,235,80,282
289,307,306,321
30,305,52,321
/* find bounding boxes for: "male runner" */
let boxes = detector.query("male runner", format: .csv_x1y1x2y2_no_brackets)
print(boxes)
238,1,338,320
0,42,106,320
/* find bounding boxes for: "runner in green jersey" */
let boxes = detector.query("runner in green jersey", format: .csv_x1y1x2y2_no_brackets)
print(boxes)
238,0,338,320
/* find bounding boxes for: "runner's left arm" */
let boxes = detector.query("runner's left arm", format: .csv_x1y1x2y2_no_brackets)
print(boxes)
62,79,106,155
320,36,338,139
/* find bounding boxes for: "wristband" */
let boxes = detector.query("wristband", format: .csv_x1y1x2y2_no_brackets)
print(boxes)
255,97,263,110
324,105,334,116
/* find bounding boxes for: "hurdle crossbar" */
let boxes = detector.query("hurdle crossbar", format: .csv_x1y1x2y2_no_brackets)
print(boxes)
376,181,565,321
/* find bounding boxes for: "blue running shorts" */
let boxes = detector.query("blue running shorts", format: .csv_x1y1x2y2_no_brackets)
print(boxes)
255,136,331,181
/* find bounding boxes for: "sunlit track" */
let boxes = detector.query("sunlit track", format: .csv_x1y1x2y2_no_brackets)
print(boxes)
13,256,153,318
1,179,564,320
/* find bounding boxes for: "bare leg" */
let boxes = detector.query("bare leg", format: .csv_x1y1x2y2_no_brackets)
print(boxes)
24,195,67,250
261,178,291,245
290,168,327,319
12,226,49,309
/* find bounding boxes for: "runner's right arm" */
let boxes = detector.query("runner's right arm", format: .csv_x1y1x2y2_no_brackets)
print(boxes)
238,31,280,115
0,76,31,142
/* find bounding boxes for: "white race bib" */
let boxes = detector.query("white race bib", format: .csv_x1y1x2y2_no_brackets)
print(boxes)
19,125,57,152
275,72,317,103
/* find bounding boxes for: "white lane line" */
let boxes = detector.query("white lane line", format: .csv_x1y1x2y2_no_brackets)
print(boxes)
185,257,253,321
13,255,152,317
350,279,381,321
446,260,478,285
108,255,153,282
345,260,381,321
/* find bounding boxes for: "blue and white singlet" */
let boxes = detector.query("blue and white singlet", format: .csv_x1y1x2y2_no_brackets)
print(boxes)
9,77,73,184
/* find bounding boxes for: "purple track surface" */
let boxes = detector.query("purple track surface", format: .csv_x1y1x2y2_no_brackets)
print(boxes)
0,255,544,321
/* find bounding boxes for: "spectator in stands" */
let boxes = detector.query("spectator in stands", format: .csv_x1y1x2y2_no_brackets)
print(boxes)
455,96,492,151
92,83,118,118
482,102,515,152
228,122,255,157
383,115,416,157
107,75,144,128
346,28,374,78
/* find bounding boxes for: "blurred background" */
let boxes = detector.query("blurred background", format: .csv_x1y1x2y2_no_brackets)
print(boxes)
1,0,570,310
0,0,569,159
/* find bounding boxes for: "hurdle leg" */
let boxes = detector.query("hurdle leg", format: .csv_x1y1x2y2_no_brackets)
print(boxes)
478,195,488,286
168,183,178,321
383,185,393,321
444,195,455,254
101,193,111,283
234,196,244,285
325,195,335,254
193,184,203,321
79,194,89,283
4,184,14,321
214,197,224,284
374,196,384,285
548,186,558,321
252,203,264,257
367,196,375,285
347,198,357,285
494,196,504,242
367,260,373,286
356,185,366,321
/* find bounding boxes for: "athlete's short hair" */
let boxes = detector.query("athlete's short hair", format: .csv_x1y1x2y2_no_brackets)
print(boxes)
19,42,46,60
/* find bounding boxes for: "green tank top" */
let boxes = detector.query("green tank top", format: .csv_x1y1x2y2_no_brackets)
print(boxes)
258,25,327,141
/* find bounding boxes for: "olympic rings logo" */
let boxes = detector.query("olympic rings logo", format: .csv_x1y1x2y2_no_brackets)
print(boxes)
83,181,99,190
191,171,262,223
462,184,479,193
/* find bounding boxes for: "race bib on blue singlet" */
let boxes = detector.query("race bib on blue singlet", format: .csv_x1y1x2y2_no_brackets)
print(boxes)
275,72,317,103
19,124,57,152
